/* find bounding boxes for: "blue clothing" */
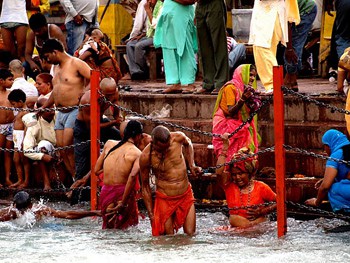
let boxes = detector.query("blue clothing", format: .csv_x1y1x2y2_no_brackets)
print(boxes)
154,0,197,85
328,180,350,212
322,129,350,181
322,129,350,212
284,3,317,74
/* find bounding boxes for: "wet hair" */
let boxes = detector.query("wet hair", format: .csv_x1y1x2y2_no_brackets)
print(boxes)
8,89,26,103
42,39,65,54
151,126,170,144
29,13,47,31
104,120,143,160
37,73,53,86
0,68,13,80
13,191,31,211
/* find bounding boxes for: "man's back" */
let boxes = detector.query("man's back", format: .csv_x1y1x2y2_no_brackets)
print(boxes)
103,140,141,186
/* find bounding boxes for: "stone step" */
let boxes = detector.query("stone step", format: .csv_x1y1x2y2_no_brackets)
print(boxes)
193,143,325,177
120,92,346,122
136,117,346,149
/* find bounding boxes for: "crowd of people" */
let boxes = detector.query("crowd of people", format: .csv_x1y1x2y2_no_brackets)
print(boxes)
1,0,350,236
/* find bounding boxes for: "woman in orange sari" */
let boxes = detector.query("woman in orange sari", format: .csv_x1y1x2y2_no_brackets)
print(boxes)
212,64,260,162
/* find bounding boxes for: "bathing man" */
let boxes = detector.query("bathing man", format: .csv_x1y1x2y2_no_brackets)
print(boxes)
0,191,101,222
94,120,144,229
40,38,91,179
139,125,202,236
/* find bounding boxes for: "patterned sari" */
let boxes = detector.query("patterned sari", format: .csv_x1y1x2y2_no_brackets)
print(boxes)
212,64,260,161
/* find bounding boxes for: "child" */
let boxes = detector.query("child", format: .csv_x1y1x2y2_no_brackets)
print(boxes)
0,69,15,187
78,29,104,58
8,89,31,188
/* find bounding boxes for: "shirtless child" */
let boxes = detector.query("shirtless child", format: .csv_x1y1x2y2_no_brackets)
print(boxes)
94,120,144,229
40,39,91,179
139,126,202,236
0,69,15,187
0,191,101,222
7,89,31,188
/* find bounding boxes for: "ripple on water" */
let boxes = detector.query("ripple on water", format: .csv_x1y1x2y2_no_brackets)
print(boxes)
0,204,350,263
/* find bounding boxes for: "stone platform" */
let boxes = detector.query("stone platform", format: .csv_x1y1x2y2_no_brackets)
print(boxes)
118,77,347,202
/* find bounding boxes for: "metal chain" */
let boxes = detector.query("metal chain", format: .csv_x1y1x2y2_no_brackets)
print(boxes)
0,104,90,113
0,140,93,154
202,146,275,173
287,201,350,221
282,86,350,115
101,92,272,139
283,144,350,166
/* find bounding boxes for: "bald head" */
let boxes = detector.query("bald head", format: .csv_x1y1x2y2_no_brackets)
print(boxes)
100,77,118,102
151,126,170,143
100,77,116,91
91,29,104,41
9,59,24,76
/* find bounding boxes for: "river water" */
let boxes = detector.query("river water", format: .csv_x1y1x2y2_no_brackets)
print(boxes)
0,201,349,263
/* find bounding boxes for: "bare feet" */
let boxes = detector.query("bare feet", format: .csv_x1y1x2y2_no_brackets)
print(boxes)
162,84,182,94
18,182,29,189
43,185,52,191
5,180,13,187
9,180,24,188
182,84,197,94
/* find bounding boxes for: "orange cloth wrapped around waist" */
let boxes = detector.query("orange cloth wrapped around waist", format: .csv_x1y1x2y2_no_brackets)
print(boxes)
152,184,195,236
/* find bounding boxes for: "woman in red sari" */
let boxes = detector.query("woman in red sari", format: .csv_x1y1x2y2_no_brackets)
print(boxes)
216,133,276,228
212,64,260,162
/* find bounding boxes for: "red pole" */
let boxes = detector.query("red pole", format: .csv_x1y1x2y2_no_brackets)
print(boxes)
273,65,287,237
90,70,100,210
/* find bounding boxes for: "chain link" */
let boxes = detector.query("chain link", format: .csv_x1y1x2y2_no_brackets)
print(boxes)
102,92,272,139
202,146,275,173
283,144,350,166
282,86,350,115
0,104,90,113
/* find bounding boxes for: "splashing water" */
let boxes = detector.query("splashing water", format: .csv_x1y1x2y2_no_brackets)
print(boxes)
0,202,350,263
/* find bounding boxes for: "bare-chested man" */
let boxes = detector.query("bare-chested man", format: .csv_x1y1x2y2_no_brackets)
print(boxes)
40,38,91,179
0,69,15,187
94,120,144,229
139,126,202,236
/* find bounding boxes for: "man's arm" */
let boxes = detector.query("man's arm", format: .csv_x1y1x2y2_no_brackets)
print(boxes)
24,32,40,72
94,142,108,175
140,147,154,222
180,132,202,177
216,133,230,186
76,58,91,88
59,0,78,18
50,25,68,51
0,208,17,222
43,207,101,219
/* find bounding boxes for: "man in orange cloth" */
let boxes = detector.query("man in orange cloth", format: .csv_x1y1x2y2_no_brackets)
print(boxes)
95,120,144,229
140,126,202,236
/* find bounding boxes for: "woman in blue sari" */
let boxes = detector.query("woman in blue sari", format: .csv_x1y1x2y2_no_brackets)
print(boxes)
305,129,350,212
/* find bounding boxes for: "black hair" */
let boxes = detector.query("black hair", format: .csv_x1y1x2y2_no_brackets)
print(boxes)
0,68,13,80
0,50,14,68
8,89,26,103
29,13,47,31
13,191,31,211
104,120,143,160
42,39,65,54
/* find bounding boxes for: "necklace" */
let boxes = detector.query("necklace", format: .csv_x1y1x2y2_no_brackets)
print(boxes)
239,180,253,208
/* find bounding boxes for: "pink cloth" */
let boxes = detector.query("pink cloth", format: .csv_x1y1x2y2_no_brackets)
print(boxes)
99,184,138,229
212,64,259,161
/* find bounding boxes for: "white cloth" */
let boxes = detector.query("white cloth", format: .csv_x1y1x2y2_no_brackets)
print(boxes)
129,0,148,39
59,0,98,24
23,116,56,161
10,77,39,97
248,0,288,48
13,130,24,150
78,39,98,56
0,0,28,24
